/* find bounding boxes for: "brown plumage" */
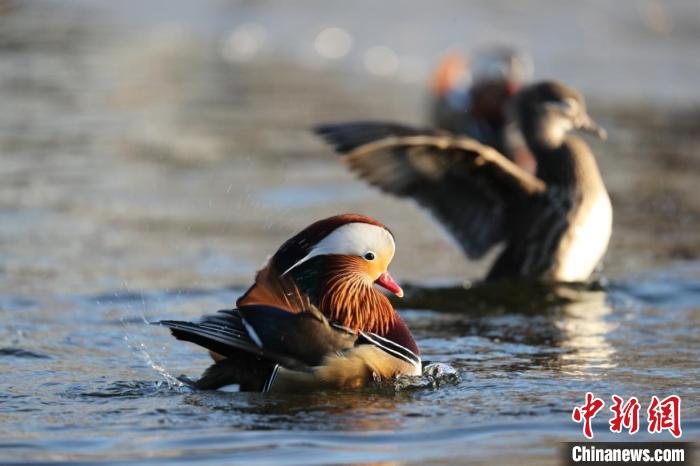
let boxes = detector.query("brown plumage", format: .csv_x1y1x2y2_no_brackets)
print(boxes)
273,345,418,391
157,214,421,392
240,214,398,333
316,81,612,283
236,264,310,312
429,46,535,173
317,256,396,334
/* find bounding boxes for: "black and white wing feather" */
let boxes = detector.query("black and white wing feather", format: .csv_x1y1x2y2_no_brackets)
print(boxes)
157,305,357,371
159,309,262,359
158,305,423,389
358,331,421,373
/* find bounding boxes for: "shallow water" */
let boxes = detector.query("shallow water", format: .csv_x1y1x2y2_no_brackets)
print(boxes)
1,1,699,464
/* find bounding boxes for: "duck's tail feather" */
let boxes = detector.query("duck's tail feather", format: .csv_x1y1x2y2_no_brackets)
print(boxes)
156,308,309,372
158,311,262,359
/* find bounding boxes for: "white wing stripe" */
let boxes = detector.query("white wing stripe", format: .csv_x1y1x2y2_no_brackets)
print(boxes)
359,331,421,368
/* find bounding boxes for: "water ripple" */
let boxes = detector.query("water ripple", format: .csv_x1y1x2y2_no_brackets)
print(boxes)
0,347,50,359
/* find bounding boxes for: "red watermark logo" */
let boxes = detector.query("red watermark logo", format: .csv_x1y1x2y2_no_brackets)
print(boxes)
572,393,682,439
609,395,640,435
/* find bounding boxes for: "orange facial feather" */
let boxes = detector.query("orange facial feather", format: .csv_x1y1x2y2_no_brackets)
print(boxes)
237,214,398,334
317,256,396,334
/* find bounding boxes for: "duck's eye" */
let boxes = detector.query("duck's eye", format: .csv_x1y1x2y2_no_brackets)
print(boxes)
364,252,375,261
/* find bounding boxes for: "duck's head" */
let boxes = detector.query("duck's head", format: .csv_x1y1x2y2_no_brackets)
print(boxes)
514,80,606,147
431,51,470,100
271,214,402,334
471,45,532,92
467,46,532,123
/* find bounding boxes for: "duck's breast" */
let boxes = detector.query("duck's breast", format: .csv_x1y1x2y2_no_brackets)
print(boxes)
551,191,612,282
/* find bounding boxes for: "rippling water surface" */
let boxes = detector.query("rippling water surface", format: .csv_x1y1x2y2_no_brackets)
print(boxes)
1,1,699,464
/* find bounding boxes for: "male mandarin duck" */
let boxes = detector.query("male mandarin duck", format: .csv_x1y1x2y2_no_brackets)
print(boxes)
430,45,536,174
430,51,470,134
158,214,421,392
316,81,612,283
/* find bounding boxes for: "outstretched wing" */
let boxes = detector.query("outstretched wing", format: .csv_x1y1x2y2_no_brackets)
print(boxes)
316,122,546,258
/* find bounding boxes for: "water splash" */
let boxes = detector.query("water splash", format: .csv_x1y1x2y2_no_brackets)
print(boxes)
119,290,184,389
123,333,184,389
393,362,461,391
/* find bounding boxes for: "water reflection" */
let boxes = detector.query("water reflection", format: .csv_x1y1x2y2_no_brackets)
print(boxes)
183,390,408,432
554,286,617,375
397,280,616,377
1,2,699,464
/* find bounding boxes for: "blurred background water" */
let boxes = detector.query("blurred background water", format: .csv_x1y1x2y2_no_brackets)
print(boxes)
0,1,698,464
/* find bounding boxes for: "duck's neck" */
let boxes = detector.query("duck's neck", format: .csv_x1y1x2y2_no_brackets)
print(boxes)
521,118,606,202
320,273,396,335
520,115,580,187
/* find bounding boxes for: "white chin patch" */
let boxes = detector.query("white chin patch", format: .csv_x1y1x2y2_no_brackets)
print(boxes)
545,117,574,144
282,222,395,275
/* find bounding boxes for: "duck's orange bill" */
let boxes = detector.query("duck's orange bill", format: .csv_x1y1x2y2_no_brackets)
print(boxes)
375,271,404,298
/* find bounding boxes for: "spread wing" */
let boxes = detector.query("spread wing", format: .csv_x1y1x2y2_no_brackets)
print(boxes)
316,122,546,258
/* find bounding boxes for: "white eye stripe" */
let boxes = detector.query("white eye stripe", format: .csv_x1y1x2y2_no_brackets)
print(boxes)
282,223,395,275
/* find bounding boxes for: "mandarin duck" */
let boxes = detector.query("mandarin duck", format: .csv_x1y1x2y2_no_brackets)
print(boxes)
430,45,536,174
158,214,421,392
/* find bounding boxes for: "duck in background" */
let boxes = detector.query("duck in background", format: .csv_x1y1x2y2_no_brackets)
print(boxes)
157,214,421,392
316,81,611,283
430,45,536,174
